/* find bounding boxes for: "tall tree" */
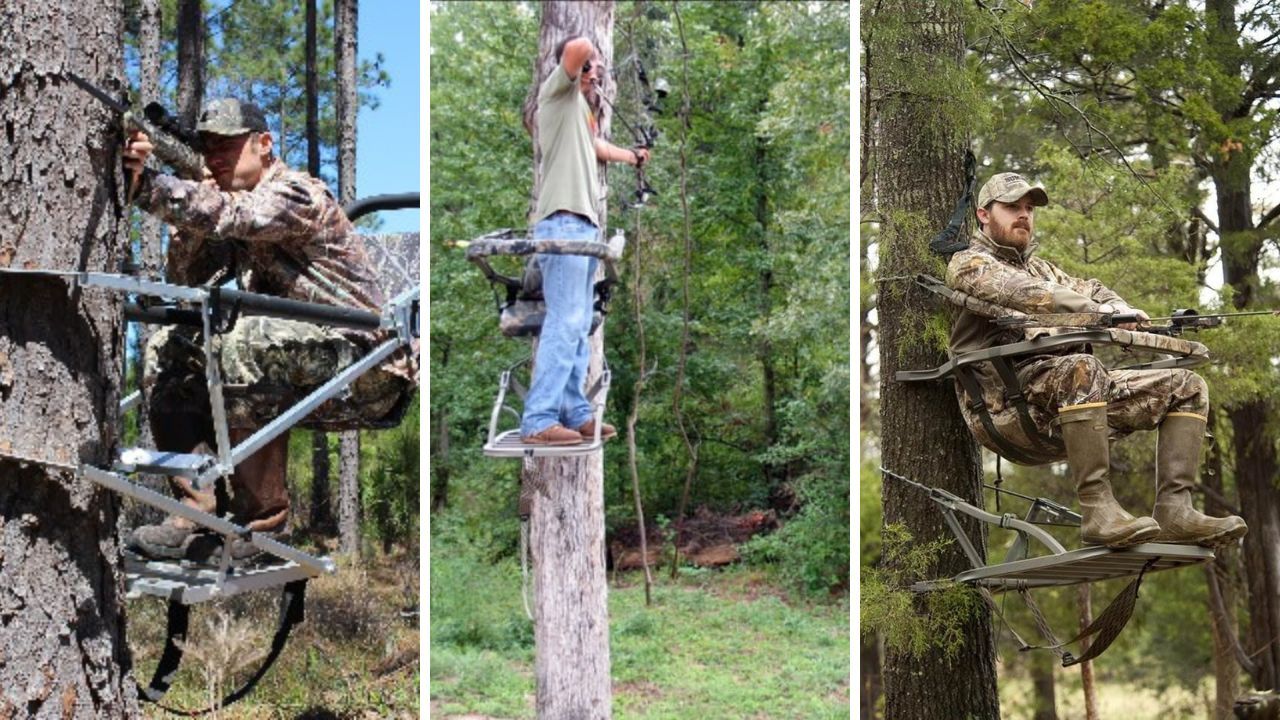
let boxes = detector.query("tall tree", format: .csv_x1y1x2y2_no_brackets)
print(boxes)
175,0,204,126
524,2,615,716
303,0,336,538
334,0,362,558
867,0,1001,717
0,2,137,715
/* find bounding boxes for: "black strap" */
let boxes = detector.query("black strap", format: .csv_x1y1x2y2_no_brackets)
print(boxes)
139,599,190,702
142,579,309,715
989,356,1063,460
1019,558,1158,667
930,149,977,255
954,366,1042,465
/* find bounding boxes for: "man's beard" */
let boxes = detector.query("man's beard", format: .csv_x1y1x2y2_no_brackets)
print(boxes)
988,216,1031,247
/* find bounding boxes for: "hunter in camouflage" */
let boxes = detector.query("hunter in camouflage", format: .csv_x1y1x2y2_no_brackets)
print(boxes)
120,97,415,563
943,171,1245,548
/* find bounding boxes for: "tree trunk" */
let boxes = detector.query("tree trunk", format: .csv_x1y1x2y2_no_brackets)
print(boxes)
309,431,333,533
335,0,358,206
526,3,615,718
0,3,137,714
1029,650,1059,720
1205,412,1242,719
333,0,362,559
338,431,360,556
175,0,203,127
1078,585,1099,720
872,1,1000,717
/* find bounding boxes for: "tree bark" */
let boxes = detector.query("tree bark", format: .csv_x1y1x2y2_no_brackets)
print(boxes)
335,0,358,206
872,1,1000,717
309,431,334,533
338,430,360,556
1078,585,1099,720
1029,650,1059,720
175,0,203,127
0,2,138,714
1205,412,1242,719
526,3,615,717
1204,0,1280,693
334,0,362,558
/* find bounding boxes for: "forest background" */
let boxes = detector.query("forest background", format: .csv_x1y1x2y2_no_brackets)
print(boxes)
429,1,850,717
115,0,421,714
861,1,1280,719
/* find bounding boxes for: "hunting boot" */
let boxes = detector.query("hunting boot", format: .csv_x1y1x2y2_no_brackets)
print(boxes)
1059,403,1160,548
1152,414,1247,545
186,429,291,566
129,475,217,559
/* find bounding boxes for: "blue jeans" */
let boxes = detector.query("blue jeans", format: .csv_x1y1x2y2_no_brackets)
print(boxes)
521,212,600,436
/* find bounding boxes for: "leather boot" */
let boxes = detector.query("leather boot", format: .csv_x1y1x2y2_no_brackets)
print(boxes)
1152,414,1247,545
128,446,217,560
1059,403,1160,548
186,430,291,566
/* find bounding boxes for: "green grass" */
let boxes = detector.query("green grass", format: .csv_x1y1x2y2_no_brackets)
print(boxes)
430,566,850,719
133,549,419,718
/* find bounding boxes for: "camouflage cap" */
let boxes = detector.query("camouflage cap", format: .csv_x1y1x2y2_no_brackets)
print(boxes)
196,98,269,136
977,172,1049,209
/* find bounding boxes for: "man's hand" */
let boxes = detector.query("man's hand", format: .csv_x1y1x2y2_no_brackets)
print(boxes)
632,147,650,167
1100,303,1149,330
123,129,154,175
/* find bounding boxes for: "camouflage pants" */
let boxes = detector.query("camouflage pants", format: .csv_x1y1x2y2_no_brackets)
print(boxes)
143,316,410,448
958,353,1209,465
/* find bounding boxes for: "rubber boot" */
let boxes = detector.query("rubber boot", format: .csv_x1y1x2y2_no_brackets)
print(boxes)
1059,403,1160,548
1152,414,1247,545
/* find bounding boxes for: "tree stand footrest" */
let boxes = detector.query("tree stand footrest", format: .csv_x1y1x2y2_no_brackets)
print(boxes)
116,447,217,481
483,428,605,458
124,554,324,604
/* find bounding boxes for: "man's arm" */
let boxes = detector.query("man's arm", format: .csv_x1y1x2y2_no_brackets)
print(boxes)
948,251,1110,315
593,137,649,166
561,37,593,80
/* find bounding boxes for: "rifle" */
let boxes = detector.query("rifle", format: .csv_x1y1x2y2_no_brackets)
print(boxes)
68,72,206,182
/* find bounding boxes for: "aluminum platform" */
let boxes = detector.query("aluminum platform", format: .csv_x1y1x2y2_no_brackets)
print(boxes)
913,542,1214,592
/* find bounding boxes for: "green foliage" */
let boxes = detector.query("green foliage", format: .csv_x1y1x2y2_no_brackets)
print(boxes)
362,395,421,549
861,524,981,660
431,0,849,602
432,567,850,719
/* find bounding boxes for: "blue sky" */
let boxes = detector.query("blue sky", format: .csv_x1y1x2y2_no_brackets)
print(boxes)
354,2,421,234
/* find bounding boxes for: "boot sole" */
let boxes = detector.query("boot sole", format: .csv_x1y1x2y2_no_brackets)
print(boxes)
1083,524,1162,549
1154,523,1248,547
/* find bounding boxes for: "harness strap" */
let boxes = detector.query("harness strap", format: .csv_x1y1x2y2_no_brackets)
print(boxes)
143,579,309,716
989,356,1063,460
1020,558,1158,667
954,366,1042,466
929,150,978,255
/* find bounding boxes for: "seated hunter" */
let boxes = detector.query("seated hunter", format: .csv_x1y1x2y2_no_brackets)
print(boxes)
120,98,416,564
945,171,1246,548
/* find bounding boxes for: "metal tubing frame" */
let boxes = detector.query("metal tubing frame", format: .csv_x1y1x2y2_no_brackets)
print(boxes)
84,465,333,575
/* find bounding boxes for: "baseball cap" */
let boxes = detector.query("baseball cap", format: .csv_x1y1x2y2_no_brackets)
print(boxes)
977,172,1049,209
196,98,269,136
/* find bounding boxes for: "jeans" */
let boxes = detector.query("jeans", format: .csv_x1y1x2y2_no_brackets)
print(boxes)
521,211,600,436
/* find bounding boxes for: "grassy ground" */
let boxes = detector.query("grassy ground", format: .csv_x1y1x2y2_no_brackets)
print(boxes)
430,566,850,719
131,547,419,719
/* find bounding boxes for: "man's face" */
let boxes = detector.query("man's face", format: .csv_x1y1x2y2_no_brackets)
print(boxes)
200,131,272,191
979,196,1036,250
579,52,603,96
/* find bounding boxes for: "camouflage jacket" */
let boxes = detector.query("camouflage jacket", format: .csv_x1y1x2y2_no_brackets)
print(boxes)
946,229,1133,360
136,162,416,383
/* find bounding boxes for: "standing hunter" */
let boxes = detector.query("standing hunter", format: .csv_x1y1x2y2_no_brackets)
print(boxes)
518,35,651,446
945,171,1247,548
120,98,415,564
